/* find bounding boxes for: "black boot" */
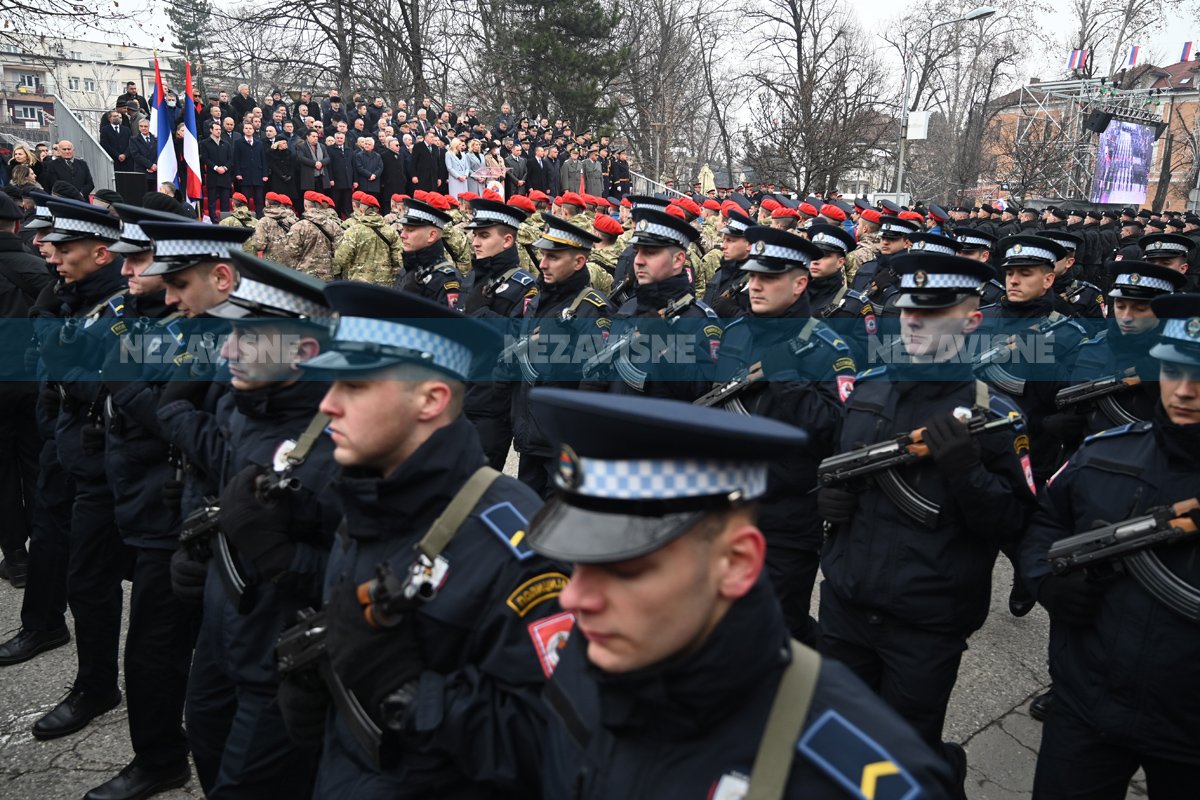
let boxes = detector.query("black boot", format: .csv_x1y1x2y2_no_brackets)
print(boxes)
0,626,70,666
31,685,122,740
1008,576,1036,617
84,760,191,800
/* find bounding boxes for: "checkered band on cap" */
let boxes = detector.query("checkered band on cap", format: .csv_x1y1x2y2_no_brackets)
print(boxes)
724,216,750,235
910,240,956,256
753,241,813,264
539,224,592,248
810,231,848,251
402,207,445,227
956,234,992,248
473,206,522,229
572,456,768,502
634,221,691,249
1145,239,1189,255
1003,244,1055,263
630,197,668,211
1161,317,1200,344
119,222,151,245
33,205,50,220
230,277,333,320
1115,272,1174,293
335,315,472,378
900,272,982,290
52,216,120,240
1042,235,1077,251
880,220,914,236
155,237,240,260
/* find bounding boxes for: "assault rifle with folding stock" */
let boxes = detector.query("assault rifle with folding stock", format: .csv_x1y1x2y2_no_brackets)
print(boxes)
581,294,694,389
1054,367,1142,425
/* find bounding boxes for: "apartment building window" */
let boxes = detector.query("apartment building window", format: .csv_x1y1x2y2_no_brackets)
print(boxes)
68,77,80,90
17,73,37,88
14,106,39,120
84,78,96,92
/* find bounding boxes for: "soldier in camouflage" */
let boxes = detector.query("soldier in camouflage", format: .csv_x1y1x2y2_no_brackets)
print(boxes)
331,191,404,285
219,191,257,231
847,208,883,283
286,191,344,281
245,192,298,264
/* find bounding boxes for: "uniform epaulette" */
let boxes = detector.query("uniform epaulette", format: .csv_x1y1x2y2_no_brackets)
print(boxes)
582,289,608,309
855,366,888,380
694,299,719,320
814,324,851,353
984,389,1023,419
1078,331,1109,348
797,710,919,800
509,271,536,287
434,263,458,275
845,288,871,305
479,501,534,560
1082,420,1152,444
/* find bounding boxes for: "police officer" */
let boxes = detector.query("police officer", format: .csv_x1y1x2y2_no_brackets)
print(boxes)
166,249,341,797
818,252,1037,786
285,285,569,797
609,194,672,302
700,207,753,317
850,214,919,313
582,206,722,402
461,197,537,469
1115,219,1144,262
1019,292,1200,799
505,214,612,497
1037,230,1105,319
704,226,854,644
79,203,203,800
526,388,957,798
953,229,1005,307
1140,231,1194,291
394,197,462,309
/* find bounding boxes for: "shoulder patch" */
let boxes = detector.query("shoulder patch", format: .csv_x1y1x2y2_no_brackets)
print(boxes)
528,610,575,678
798,709,920,800
815,324,851,353
435,264,458,275
704,324,724,340
1082,420,1152,444
506,572,569,616
444,280,461,291
984,389,1024,420
855,365,888,380
479,502,534,560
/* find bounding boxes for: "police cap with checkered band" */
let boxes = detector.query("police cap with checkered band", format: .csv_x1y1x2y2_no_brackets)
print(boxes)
892,251,993,310
42,199,121,243
138,221,253,276
206,250,334,325
525,388,808,563
739,225,823,274
1150,293,1200,366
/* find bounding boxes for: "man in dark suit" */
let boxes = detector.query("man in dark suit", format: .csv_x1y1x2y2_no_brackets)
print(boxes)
127,117,159,192
504,143,528,197
379,136,407,203
526,144,550,193
410,129,441,193
325,131,354,217
199,119,234,222
293,128,329,195
99,111,131,167
43,140,95,197
231,122,268,217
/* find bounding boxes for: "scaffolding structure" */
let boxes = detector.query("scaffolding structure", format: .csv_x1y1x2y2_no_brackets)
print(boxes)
1009,78,1166,201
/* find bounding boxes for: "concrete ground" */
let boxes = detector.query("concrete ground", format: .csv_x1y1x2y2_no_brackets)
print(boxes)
0,448,1146,799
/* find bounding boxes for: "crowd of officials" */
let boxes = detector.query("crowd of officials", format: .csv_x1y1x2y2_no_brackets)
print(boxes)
0,77,1198,800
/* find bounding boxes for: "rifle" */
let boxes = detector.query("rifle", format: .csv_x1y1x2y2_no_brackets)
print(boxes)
498,327,542,383
609,275,635,307
1055,367,1142,425
817,409,1022,527
1047,498,1200,621
974,314,1078,395
695,362,765,414
581,294,694,388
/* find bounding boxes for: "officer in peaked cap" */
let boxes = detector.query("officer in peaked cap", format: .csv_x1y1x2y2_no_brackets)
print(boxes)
176,249,339,798
1037,230,1104,319
878,198,901,215
1139,231,1193,280
287,283,569,798
394,198,462,310
711,225,856,643
953,228,1005,306
909,232,963,257
1019,291,1200,800
525,388,956,798
42,197,122,246
23,189,55,231
849,215,920,312
584,206,721,403
507,214,611,497
701,207,754,316
139,221,252,278
804,223,876,353
821,249,1034,790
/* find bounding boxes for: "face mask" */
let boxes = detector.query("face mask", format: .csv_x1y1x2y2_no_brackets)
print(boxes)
167,100,176,107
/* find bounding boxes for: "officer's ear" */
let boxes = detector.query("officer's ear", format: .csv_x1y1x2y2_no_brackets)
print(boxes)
212,262,237,293
710,512,765,601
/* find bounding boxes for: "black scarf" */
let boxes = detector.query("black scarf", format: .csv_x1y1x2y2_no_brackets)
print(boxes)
635,272,690,314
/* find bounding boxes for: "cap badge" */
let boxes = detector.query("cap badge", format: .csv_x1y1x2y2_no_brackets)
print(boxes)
636,220,648,231
557,445,582,490
913,270,928,288
1129,273,1141,284
1012,243,1023,254
754,240,766,255
1187,318,1200,339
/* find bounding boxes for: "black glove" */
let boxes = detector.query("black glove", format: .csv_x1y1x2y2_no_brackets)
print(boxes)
276,673,330,747
158,376,211,410
80,422,106,456
162,478,184,514
817,486,857,526
170,547,208,603
1042,412,1088,446
28,283,62,318
922,414,981,474
218,465,295,580
1037,572,1105,626
38,386,61,418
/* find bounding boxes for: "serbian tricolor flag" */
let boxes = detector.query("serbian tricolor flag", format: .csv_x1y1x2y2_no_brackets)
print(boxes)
1128,45,1141,67
1068,49,1089,70
1182,42,1194,63
152,57,178,189
181,62,203,204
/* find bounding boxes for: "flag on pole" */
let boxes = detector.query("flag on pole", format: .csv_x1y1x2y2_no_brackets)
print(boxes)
181,62,203,203
1067,49,1090,70
152,57,178,189
1182,42,1195,62
1128,45,1141,67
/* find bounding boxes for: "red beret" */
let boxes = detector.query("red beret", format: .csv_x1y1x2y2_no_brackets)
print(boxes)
553,196,563,206
561,191,585,208
672,196,702,218
351,191,366,202
358,193,380,209
528,190,551,203
232,192,248,204
445,196,460,208
860,209,881,224
760,198,781,212
390,193,406,203
771,207,800,219
507,194,536,213
703,199,722,211
620,197,632,208
665,205,687,220
304,190,323,203
413,190,429,201
264,191,278,203
721,200,741,217
314,193,334,207
798,202,819,217
482,189,504,202
820,205,846,222
459,191,478,202
427,193,451,210
595,196,613,209
899,210,925,223
593,214,623,236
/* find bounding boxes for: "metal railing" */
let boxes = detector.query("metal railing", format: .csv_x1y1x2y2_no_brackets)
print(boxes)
629,169,685,198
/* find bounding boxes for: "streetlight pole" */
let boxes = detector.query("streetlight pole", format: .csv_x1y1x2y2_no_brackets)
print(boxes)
893,6,997,202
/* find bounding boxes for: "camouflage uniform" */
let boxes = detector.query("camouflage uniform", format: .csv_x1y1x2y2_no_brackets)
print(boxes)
846,231,881,283
699,216,722,256
220,207,257,231
332,211,405,285
442,223,475,277
569,211,594,233
586,247,617,294
245,206,297,264
287,208,344,281
696,247,722,299
516,222,544,279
